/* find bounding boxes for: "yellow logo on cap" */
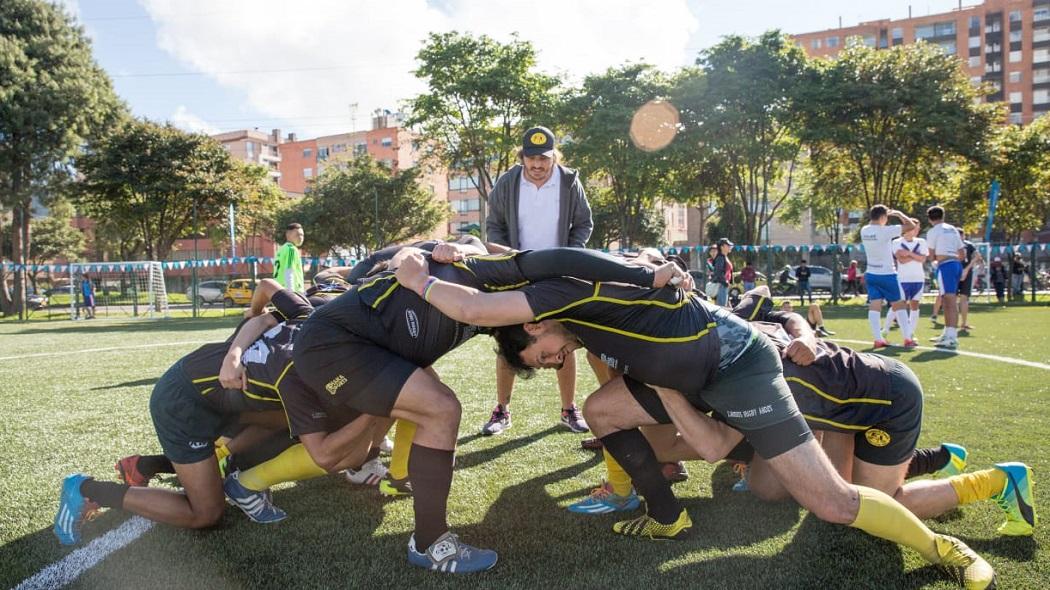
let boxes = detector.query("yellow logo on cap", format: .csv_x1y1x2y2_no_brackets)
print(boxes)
530,132,548,145
865,428,891,448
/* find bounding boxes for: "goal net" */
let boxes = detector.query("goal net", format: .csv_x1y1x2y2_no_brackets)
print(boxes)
35,261,169,320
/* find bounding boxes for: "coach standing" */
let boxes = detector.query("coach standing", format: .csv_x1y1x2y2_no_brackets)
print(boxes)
273,222,305,293
482,126,593,436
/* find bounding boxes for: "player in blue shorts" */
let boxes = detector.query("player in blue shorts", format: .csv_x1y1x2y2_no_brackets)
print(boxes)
883,227,929,339
925,206,966,349
860,205,919,348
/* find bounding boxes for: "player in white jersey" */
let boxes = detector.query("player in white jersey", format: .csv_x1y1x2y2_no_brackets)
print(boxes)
884,227,929,339
925,206,966,349
860,204,919,348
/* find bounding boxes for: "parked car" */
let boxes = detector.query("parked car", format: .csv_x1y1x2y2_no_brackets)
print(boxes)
186,280,227,305
223,279,254,306
688,270,767,299
26,289,48,310
43,284,74,298
779,265,842,292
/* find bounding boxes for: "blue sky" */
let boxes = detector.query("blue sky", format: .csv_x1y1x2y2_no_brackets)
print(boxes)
66,0,973,137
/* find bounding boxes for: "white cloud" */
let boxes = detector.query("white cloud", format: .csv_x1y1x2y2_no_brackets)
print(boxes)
138,0,697,136
169,105,219,135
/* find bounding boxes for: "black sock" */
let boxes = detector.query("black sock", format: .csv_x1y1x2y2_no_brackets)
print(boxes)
80,479,130,509
408,443,454,549
906,446,951,478
351,446,382,470
136,455,175,478
600,429,682,524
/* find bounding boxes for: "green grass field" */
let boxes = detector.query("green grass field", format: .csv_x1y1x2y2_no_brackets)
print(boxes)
1,303,1048,589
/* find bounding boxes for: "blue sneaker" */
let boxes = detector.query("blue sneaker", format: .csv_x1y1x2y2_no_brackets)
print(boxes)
223,471,287,524
993,462,1037,536
936,443,968,477
54,474,92,545
568,481,640,514
407,531,498,573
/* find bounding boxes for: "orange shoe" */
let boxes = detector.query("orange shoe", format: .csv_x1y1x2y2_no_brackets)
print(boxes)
114,455,149,487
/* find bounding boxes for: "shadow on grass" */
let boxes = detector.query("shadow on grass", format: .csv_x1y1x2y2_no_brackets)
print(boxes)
90,377,159,391
455,425,562,470
8,316,240,337
910,350,958,363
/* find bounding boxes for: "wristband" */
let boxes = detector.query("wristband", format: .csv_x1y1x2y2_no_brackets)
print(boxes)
419,276,439,301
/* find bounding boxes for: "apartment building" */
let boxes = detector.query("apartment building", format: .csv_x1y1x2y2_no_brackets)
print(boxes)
212,128,283,183
792,0,1050,124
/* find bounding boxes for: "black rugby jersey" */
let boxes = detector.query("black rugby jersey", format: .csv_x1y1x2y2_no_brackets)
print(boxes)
520,278,722,396
180,290,314,413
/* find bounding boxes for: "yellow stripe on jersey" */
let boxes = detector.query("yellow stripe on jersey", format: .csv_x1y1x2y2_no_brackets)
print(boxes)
556,318,717,344
370,280,400,308
803,413,872,431
746,296,766,321
787,377,893,406
534,282,698,321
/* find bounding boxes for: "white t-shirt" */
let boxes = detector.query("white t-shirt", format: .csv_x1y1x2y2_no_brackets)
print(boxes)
517,166,561,250
926,222,964,260
860,223,902,275
892,237,928,283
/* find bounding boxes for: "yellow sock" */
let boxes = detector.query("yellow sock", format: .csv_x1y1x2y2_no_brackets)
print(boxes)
850,485,939,563
237,443,327,491
214,445,230,462
949,468,1007,505
389,420,416,480
603,449,633,496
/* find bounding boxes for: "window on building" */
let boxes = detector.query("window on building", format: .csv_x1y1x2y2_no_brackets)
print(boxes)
452,198,480,213
986,61,1002,73
381,136,393,147
986,42,1001,53
317,147,329,161
448,175,478,191
1009,50,1022,62
1009,91,1023,104
1010,29,1022,43
1009,70,1022,83
1036,48,1050,63
1036,26,1050,42
935,21,956,36
915,24,935,40
937,40,957,55
1034,68,1050,83
1009,112,1023,124
353,142,367,155
892,27,903,40
333,143,346,153
245,141,255,156
969,16,980,31
826,36,839,48
969,56,982,67
1010,10,1022,23
303,167,313,178
863,34,876,47
811,38,822,49
969,36,981,48
970,75,983,86
1036,8,1050,22
1035,89,1050,104
986,21,1002,34
303,148,312,158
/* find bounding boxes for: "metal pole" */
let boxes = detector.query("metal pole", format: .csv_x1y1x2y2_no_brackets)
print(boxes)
373,188,381,250
1031,242,1038,303
192,199,199,318
229,202,237,259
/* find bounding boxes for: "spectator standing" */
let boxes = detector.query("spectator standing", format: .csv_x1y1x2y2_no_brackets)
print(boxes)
704,245,720,300
273,222,305,293
1011,253,1027,297
957,233,981,332
990,256,1008,304
739,260,757,292
845,260,860,297
483,125,594,436
795,259,813,305
712,238,733,306
80,272,96,319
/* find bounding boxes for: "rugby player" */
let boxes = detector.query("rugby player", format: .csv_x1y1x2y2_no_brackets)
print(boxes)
861,205,918,348
395,254,997,589
926,206,967,349
54,288,386,543
291,247,686,573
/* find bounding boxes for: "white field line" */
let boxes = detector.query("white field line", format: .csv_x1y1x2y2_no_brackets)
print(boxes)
13,517,154,590
833,338,1050,371
0,341,206,362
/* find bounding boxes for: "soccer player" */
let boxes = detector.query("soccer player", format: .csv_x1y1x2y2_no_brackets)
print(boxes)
883,226,929,338
292,247,685,573
860,205,918,348
396,254,997,589
926,206,967,349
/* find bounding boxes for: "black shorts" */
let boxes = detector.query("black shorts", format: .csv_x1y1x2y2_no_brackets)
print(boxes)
279,365,364,437
292,319,418,418
957,276,973,297
625,334,813,459
150,360,237,464
850,358,923,466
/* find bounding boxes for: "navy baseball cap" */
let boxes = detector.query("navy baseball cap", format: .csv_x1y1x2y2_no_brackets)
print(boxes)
522,126,555,157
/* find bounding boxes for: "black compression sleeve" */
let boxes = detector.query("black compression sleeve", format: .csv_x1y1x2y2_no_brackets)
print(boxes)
516,248,655,287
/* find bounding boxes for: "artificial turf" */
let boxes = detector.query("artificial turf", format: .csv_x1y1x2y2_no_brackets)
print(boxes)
0,302,1047,589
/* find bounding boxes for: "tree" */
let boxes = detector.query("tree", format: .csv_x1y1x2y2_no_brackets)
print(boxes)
559,64,673,250
281,155,449,257
75,120,256,261
0,0,122,317
27,199,84,270
797,41,1000,213
207,163,286,257
405,32,559,237
683,31,809,245
587,186,666,249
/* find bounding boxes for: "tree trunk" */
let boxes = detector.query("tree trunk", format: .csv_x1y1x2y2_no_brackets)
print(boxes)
12,191,30,320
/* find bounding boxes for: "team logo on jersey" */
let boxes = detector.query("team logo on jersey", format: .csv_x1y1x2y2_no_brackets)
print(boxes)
188,441,209,450
865,428,891,448
326,374,347,395
406,309,420,338
600,353,619,370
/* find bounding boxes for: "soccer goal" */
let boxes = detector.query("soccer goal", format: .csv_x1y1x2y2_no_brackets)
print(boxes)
36,261,169,320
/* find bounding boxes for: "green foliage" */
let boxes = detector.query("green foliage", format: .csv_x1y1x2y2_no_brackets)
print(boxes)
405,31,560,222
281,155,449,256
560,64,673,249
682,31,808,245
74,119,256,261
0,0,122,315
27,199,84,267
796,42,1000,212
586,186,666,249
207,163,286,257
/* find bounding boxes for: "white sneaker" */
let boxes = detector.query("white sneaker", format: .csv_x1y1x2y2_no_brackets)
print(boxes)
379,436,394,456
934,337,958,350
345,458,387,485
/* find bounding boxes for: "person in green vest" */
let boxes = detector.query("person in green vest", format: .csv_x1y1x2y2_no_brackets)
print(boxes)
274,222,305,292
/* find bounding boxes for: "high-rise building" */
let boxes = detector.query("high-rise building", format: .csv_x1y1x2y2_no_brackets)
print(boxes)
791,0,1050,125
213,128,284,183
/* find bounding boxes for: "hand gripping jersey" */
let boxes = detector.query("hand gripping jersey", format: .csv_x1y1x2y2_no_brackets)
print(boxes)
891,237,928,283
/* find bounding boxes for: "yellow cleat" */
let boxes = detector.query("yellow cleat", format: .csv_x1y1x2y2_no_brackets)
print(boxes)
612,509,692,540
935,535,996,590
